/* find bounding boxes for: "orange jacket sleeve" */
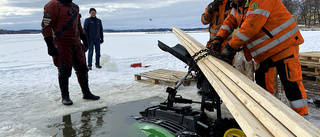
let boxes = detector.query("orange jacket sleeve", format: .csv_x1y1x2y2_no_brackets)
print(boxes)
201,6,213,25
228,0,275,50
216,9,238,40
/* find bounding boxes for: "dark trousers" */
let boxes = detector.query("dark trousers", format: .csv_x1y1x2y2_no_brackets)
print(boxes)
88,39,101,67
55,44,89,97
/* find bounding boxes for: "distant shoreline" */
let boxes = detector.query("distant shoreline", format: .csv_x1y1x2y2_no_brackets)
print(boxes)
1,26,319,35
0,28,208,35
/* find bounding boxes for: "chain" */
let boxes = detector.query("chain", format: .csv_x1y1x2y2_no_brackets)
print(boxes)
191,48,233,65
190,49,208,59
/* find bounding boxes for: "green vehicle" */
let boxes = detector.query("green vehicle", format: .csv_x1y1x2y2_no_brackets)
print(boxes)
126,41,246,137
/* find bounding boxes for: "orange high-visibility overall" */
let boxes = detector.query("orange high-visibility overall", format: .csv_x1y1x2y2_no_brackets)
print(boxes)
201,0,233,49
216,0,308,117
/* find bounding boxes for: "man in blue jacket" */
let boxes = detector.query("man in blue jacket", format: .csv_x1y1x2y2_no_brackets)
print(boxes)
84,8,104,70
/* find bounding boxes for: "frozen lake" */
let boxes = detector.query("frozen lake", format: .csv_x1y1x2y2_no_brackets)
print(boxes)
0,31,319,136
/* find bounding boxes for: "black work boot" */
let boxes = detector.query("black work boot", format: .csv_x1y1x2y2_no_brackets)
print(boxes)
62,96,73,105
82,89,100,100
77,73,100,100
59,75,73,105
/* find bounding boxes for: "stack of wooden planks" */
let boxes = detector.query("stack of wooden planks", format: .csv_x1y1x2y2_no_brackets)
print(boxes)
135,69,192,87
172,26,320,137
299,52,320,82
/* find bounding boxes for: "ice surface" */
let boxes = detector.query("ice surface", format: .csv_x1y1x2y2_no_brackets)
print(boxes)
0,31,319,136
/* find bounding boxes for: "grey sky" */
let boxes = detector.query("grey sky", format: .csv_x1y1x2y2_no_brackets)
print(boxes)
0,0,211,30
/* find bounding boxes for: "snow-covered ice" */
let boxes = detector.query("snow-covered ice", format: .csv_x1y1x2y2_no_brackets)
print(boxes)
0,31,319,136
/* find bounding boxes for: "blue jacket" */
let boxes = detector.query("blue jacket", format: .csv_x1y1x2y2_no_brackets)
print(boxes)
83,17,103,40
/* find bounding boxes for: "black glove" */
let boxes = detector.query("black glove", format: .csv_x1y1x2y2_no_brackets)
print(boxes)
210,36,224,52
80,43,88,52
80,34,88,52
221,43,236,59
207,1,220,14
100,39,104,44
44,36,59,56
207,2,215,14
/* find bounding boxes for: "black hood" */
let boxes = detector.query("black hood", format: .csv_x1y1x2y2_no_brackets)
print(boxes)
58,0,73,7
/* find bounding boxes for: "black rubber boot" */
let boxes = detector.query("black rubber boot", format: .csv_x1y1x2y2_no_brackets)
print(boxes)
59,75,73,105
82,91,100,100
77,73,100,100
96,65,102,69
62,96,73,105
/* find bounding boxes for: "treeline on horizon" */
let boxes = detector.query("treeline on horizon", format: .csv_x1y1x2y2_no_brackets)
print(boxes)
0,28,207,34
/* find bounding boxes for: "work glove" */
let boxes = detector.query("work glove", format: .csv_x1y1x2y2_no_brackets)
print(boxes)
208,36,224,52
207,2,215,14
44,36,59,56
100,39,104,44
207,1,220,14
80,34,88,52
221,43,236,59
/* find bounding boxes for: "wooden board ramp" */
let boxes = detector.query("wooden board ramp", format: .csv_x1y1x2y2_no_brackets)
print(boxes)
172,26,320,137
299,52,320,82
135,69,191,87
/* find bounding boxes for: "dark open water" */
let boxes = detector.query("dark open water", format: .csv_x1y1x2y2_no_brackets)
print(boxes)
35,97,164,137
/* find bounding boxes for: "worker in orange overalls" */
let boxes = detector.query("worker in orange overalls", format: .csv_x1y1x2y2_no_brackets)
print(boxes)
201,0,233,53
210,0,308,119
198,0,234,96
203,1,277,95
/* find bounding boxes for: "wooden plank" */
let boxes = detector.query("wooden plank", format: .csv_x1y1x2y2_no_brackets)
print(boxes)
176,30,274,136
199,60,274,137
135,69,190,86
302,71,320,76
135,75,177,86
139,69,186,79
303,75,320,82
135,75,141,80
300,58,320,81
177,32,291,136
299,52,320,63
137,69,182,82
179,27,320,136
172,26,320,136
299,51,320,58
151,69,186,80
300,61,320,81
152,79,159,84
184,42,292,136
190,34,320,137
178,40,273,137
300,60,320,66
206,56,313,137
137,73,177,82
301,67,319,72
141,69,184,76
